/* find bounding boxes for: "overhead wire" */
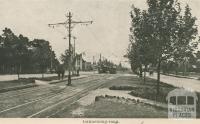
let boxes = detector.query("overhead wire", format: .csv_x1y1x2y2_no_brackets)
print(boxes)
72,13,124,64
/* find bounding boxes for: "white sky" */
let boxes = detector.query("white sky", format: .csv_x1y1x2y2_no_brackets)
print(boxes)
0,0,199,67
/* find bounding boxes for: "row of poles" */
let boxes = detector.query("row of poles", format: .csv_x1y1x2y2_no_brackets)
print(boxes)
48,12,93,86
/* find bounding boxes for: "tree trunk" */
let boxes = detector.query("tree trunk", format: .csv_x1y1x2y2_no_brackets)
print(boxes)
42,73,44,78
16,64,20,80
139,66,142,78
143,65,147,84
156,58,161,100
2,64,5,73
183,63,187,76
175,68,178,75
20,64,21,73
17,64,21,80
175,63,179,75
17,73,20,80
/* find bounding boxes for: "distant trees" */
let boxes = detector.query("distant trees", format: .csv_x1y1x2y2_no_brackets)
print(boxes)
0,27,59,78
128,0,199,97
127,41,143,77
30,39,59,77
195,51,200,70
60,49,70,69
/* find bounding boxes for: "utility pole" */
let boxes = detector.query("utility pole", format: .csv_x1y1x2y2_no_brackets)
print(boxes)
93,56,95,73
48,11,92,86
93,56,95,64
100,54,102,63
68,12,72,85
73,36,76,75
100,54,102,67
73,36,76,59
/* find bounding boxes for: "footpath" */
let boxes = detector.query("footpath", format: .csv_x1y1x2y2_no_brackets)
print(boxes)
161,73,198,80
147,73,200,92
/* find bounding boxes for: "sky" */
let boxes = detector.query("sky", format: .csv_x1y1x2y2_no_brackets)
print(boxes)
0,0,199,67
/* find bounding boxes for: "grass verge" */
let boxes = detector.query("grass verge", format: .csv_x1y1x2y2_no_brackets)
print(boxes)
84,97,167,118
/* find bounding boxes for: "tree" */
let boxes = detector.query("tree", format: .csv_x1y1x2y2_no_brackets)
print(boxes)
129,5,158,83
14,34,29,79
0,35,5,73
1,28,21,76
173,4,198,75
127,41,143,77
145,0,182,96
0,27,59,76
60,49,70,69
30,39,53,78
128,7,144,78
129,0,199,98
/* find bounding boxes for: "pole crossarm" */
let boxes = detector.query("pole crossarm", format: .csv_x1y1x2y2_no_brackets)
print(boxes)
71,21,93,24
48,22,68,27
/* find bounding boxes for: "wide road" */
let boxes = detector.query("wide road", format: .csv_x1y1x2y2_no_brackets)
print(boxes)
147,73,200,92
0,73,119,118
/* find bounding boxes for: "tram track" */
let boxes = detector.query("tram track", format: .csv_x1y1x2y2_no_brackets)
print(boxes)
0,74,97,100
27,76,114,118
0,74,111,117
0,75,100,110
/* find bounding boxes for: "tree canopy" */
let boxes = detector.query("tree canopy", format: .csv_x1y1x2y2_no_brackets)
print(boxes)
128,0,199,96
0,27,59,76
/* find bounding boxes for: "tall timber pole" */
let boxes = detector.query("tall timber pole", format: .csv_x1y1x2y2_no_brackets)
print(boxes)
48,11,92,86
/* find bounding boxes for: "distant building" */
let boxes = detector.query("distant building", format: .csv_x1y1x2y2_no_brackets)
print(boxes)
92,61,98,70
75,54,83,71
82,61,93,71
74,53,93,71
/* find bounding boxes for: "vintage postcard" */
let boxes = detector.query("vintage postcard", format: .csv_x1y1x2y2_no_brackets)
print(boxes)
0,0,200,123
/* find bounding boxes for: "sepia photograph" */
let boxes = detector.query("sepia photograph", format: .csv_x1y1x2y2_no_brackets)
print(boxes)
0,0,200,123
